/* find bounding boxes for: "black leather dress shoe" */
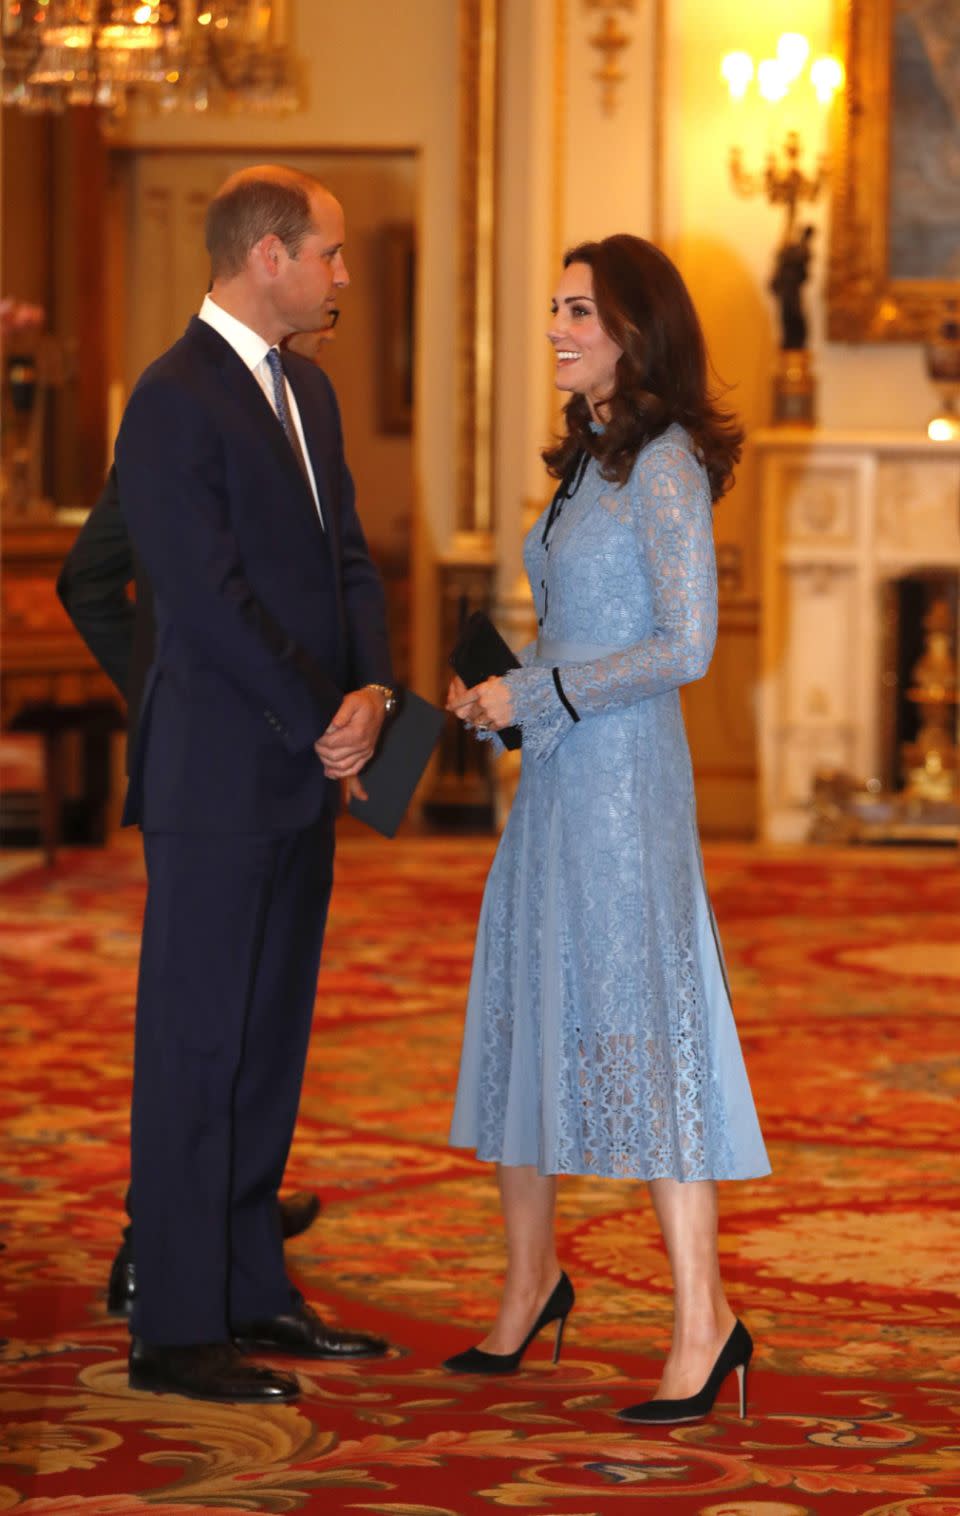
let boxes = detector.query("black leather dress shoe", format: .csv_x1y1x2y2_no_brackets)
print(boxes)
107,1233,135,1317
233,1298,389,1359
279,1191,321,1240
107,1193,321,1317
129,1339,300,1403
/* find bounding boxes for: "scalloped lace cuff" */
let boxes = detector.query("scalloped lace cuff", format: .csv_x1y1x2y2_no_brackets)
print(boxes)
503,665,572,760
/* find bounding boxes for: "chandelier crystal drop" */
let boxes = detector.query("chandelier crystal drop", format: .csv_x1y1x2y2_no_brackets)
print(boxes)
1,1,298,116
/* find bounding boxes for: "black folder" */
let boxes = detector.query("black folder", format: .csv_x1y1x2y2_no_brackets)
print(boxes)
449,610,523,750
347,688,446,838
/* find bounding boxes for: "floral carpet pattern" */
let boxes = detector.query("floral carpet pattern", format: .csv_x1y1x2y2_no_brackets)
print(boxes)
0,832,958,1515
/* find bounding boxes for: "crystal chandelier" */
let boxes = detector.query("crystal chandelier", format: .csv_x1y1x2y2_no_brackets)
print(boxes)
1,1,298,116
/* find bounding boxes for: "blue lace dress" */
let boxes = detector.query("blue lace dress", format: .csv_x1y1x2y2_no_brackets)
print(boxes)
449,424,770,1181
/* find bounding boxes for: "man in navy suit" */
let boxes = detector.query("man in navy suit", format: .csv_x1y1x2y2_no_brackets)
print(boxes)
57,321,342,1319
115,165,394,1404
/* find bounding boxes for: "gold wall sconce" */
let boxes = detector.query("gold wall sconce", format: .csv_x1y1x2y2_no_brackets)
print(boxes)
729,129,827,248
721,33,844,425
722,35,843,239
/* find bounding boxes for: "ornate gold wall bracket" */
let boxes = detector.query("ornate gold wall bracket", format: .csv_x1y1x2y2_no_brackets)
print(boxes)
583,0,636,115
729,131,828,246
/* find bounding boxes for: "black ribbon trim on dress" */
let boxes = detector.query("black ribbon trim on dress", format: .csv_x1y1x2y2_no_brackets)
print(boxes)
541,449,590,545
552,667,580,723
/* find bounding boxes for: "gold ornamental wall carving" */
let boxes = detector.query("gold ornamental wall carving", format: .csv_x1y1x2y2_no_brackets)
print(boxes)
583,0,637,115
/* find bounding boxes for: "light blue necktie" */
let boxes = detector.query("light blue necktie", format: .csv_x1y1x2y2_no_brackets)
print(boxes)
265,347,311,488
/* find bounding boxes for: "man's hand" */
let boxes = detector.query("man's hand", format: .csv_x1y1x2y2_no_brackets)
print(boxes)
314,687,386,778
344,774,368,804
446,674,515,731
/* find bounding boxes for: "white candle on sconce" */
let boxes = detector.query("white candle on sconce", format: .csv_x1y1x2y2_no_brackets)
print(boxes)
721,51,754,102
721,49,754,165
811,55,844,106
759,54,788,151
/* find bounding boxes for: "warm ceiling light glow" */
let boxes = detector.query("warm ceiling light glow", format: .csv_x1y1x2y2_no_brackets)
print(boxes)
197,10,212,22
758,58,789,103
133,4,154,22
928,415,960,442
776,32,809,81
811,55,844,104
721,51,754,100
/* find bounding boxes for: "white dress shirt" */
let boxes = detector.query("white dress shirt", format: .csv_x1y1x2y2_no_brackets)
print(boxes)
198,294,324,528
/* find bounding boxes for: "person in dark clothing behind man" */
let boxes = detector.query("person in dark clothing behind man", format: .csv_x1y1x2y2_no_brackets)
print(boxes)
57,320,341,1323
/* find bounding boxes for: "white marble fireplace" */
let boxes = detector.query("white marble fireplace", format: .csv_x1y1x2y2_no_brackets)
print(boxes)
756,429,960,842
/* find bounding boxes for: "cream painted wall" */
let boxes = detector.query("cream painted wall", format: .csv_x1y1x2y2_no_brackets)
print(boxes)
108,0,458,698
663,0,934,596
494,0,665,641
562,0,660,248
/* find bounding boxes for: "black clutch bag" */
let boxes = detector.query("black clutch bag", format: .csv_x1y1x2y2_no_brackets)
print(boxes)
347,688,446,838
449,610,523,750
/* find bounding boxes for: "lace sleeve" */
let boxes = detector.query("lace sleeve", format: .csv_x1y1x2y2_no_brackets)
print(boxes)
504,441,717,760
516,639,537,668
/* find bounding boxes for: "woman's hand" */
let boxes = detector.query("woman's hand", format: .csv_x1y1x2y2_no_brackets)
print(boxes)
446,673,515,731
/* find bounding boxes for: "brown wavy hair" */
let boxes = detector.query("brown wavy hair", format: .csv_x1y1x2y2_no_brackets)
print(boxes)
542,234,743,503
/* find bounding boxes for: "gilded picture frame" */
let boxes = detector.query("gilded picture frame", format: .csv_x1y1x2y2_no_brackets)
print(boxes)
827,0,960,342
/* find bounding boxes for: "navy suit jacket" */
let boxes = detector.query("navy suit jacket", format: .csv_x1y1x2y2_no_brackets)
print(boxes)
114,316,392,834
56,465,153,772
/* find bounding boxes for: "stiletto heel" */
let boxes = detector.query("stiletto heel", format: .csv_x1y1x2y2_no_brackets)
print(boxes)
552,1313,566,1365
736,1361,748,1418
617,1319,753,1426
442,1272,575,1376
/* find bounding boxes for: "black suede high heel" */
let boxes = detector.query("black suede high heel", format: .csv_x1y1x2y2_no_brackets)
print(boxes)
617,1319,753,1425
442,1272,575,1375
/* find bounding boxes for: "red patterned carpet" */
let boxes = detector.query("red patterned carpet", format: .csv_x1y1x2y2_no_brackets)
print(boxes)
1,831,959,1515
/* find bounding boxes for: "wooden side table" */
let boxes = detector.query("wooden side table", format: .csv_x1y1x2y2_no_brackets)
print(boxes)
2,519,126,860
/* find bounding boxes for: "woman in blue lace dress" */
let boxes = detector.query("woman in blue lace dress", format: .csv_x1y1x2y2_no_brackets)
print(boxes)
445,235,770,1425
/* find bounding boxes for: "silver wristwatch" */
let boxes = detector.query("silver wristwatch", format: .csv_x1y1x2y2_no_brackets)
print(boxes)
366,683,397,716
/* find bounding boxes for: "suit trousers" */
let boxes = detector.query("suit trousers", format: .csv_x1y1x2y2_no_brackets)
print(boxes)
129,811,334,1344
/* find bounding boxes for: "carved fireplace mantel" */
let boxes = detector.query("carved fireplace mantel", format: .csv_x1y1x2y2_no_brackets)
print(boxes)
756,428,960,842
